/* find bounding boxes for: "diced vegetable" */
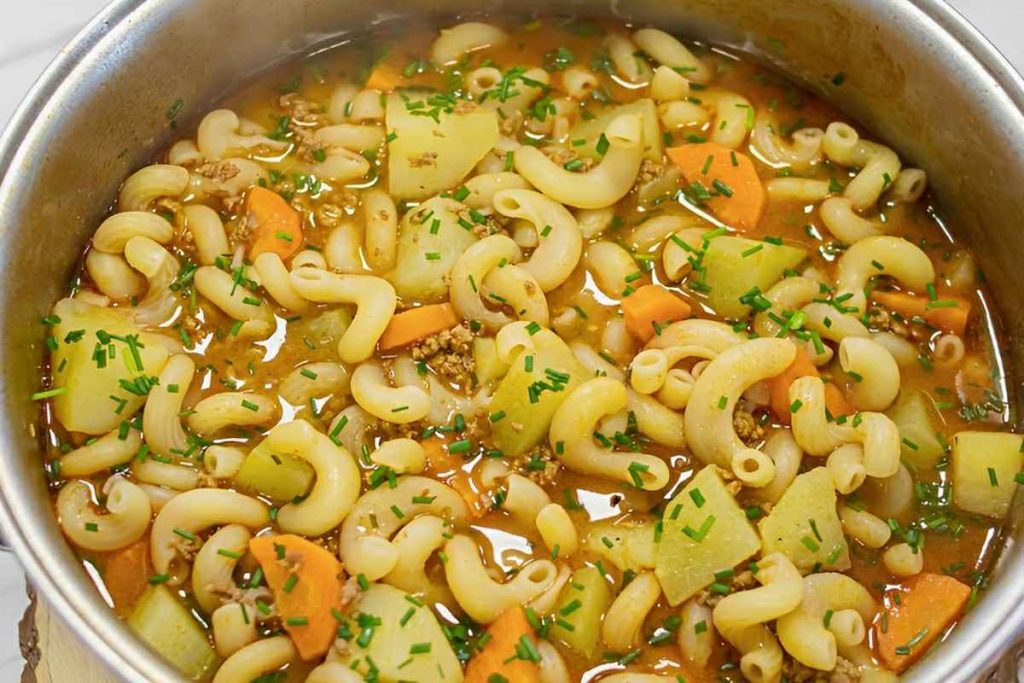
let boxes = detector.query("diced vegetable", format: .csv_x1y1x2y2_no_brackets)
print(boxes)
250,534,344,660
877,573,971,673
337,583,464,682
887,391,947,470
489,326,585,456
386,93,499,200
233,438,315,503
378,303,460,352
391,197,479,302
952,431,1024,518
667,143,766,230
551,566,611,658
768,345,852,424
621,284,692,343
50,298,171,434
582,520,657,573
759,467,850,572
464,607,540,683
127,585,218,680
569,99,663,162
247,186,304,260
655,466,761,605
871,290,971,337
699,235,807,318
103,539,151,616
365,56,404,91
298,307,353,350
472,336,510,385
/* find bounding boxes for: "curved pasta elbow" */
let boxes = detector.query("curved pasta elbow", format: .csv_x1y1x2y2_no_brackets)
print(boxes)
514,114,645,209
351,360,431,424
444,534,557,623
492,189,583,292
839,336,900,411
57,478,152,552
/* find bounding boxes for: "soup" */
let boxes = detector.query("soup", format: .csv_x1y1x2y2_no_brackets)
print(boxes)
32,16,1015,683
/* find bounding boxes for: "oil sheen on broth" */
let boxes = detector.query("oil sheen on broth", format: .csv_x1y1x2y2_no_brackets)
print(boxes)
33,16,1014,683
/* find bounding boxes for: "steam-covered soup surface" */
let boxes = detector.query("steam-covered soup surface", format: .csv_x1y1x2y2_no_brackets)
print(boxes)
33,16,1015,683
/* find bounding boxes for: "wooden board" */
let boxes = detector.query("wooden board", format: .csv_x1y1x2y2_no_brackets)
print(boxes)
20,586,115,683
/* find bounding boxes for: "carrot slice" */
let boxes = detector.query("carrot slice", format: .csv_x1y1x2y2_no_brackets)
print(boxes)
247,186,304,260
249,534,344,660
378,303,460,352
103,539,151,616
666,142,766,230
365,58,403,92
621,284,692,343
871,290,971,337
464,606,541,683
876,572,972,673
768,345,852,424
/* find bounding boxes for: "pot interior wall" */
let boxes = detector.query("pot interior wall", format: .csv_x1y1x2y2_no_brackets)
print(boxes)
0,0,1021,680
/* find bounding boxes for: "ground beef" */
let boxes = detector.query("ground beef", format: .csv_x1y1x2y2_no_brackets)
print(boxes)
513,442,560,485
637,158,666,185
409,152,439,168
196,160,241,183
784,656,861,682
411,324,476,389
499,110,524,136
278,93,327,127
734,409,766,446
542,145,594,170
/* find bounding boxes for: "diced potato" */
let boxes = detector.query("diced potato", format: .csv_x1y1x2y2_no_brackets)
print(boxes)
887,390,947,469
700,236,807,319
391,197,479,302
569,99,663,162
489,327,585,456
582,520,657,573
473,336,509,385
51,298,171,434
386,92,499,200
551,566,611,658
952,431,1024,518
127,585,218,679
759,467,850,572
337,583,463,682
298,307,353,350
233,438,314,503
655,466,760,605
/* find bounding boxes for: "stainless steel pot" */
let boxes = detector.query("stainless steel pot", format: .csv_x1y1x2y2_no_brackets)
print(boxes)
0,1,1021,681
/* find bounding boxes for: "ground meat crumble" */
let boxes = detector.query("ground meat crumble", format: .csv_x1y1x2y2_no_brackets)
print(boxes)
411,324,476,388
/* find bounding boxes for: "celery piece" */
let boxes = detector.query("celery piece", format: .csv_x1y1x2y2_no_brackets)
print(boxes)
952,431,1024,518
489,327,584,456
337,584,463,682
655,465,760,605
886,390,946,469
569,98,663,162
472,336,509,385
127,585,218,680
582,520,657,573
233,437,314,503
392,196,479,302
701,236,807,318
552,566,611,657
759,467,849,572
386,93,498,200
50,298,171,435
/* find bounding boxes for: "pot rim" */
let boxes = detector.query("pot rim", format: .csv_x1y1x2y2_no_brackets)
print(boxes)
0,1,1021,681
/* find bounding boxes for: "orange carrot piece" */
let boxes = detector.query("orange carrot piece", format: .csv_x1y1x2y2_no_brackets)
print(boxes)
247,186,304,260
378,303,461,352
877,573,972,673
249,534,344,660
464,607,541,683
666,142,766,230
871,290,971,337
622,284,692,343
103,539,151,616
365,60,403,92
422,439,487,518
768,345,852,424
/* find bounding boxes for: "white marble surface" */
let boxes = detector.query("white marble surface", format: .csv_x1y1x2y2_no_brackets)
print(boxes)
0,0,1020,679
